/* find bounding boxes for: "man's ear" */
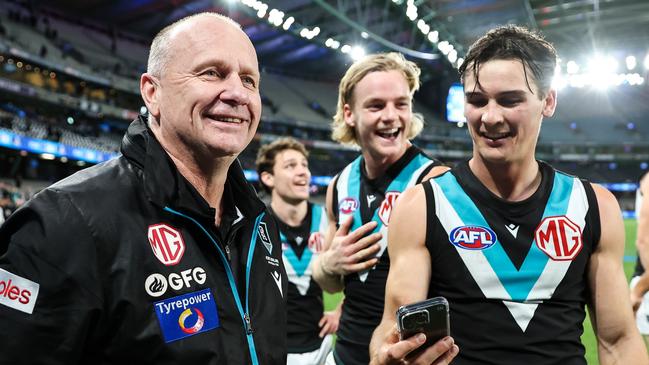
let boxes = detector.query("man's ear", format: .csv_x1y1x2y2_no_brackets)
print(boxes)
260,171,274,190
542,88,557,118
343,104,355,128
141,73,161,122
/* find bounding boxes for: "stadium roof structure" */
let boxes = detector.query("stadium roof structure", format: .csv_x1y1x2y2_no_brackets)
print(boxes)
18,0,649,82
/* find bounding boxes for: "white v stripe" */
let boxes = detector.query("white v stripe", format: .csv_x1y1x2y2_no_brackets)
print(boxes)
357,161,434,282
282,256,312,295
430,177,588,332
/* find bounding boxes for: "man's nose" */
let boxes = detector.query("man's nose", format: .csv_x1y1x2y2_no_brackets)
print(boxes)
220,74,251,105
481,101,504,125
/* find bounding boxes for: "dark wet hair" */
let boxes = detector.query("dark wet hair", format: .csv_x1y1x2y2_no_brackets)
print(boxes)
459,25,557,98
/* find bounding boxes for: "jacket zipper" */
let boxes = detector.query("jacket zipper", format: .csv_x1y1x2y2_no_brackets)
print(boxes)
164,207,263,365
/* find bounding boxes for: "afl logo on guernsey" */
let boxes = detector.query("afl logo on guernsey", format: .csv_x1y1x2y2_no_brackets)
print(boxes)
339,197,359,214
449,225,497,250
535,215,583,261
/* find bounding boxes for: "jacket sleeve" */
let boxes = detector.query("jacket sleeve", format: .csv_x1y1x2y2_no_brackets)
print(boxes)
0,189,103,364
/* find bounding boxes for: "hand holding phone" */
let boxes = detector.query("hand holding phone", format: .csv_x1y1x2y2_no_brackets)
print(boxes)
396,297,450,350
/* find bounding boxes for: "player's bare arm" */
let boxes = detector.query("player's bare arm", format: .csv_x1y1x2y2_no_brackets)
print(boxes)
588,184,649,364
369,184,458,365
312,180,382,293
631,176,649,311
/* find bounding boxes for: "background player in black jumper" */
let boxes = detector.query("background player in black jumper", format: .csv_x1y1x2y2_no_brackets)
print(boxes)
371,25,647,365
256,137,341,364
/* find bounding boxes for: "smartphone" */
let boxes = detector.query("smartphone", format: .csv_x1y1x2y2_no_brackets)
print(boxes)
396,297,450,350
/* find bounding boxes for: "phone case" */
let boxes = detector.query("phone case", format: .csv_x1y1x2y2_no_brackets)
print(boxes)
396,296,450,347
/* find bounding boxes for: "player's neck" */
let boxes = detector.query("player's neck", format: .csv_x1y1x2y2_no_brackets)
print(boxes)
469,158,541,202
362,143,409,180
271,197,308,227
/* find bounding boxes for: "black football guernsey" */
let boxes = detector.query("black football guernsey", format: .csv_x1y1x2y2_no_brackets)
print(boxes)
331,146,440,365
273,203,328,353
422,160,600,365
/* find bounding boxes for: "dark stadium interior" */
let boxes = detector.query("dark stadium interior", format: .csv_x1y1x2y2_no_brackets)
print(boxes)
1,0,648,218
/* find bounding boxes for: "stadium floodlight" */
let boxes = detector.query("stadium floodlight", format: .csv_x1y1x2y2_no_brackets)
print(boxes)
361,32,368,39
340,44,351,54
427,31,439,43
552,74,567,90
626,55,637,70
587,56,615,74
566,60,579,74
644,54,649,70
256,4,268,18
448,50,457,63
350,46,366,61
456,57,464,68
282,16,294,30
417,19,430,35
438,41,451,55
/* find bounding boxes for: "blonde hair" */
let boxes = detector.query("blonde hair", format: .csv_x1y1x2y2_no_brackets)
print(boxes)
332,52,424,146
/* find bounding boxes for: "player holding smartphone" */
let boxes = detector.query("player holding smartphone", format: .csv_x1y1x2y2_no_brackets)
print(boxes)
371,25,646,365
396,297,450,352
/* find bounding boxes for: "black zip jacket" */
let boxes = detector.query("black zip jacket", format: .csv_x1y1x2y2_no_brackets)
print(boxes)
0,116,287,364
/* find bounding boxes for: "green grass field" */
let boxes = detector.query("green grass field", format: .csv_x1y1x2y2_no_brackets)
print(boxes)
323,219,645,364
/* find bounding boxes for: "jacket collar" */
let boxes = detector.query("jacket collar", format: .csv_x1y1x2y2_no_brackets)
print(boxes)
120,115,265,220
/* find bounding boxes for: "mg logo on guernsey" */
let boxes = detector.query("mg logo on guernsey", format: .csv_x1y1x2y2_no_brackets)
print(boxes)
148,224,186,266
449,225,497,250
339,197,359,215
535,215,583,261
378,192,400,225
308,232,324,253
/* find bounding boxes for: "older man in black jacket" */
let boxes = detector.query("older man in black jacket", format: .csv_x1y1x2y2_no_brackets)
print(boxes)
0,12,287,364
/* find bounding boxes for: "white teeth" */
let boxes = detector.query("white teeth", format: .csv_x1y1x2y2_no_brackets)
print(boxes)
380,128,399,134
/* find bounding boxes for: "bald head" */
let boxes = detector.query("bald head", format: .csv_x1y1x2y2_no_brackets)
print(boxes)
147,12,246,77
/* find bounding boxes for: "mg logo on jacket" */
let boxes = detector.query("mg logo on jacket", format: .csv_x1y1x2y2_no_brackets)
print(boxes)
148,224,186,266
535,216,583,261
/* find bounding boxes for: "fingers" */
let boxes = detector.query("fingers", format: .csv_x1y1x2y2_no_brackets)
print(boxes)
410,337,457,365
349,235,381,259
431,344,459,365
383,333,427,362
345,258,379,273
335,215,354,237
345,220,378,243
319,322,329,338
